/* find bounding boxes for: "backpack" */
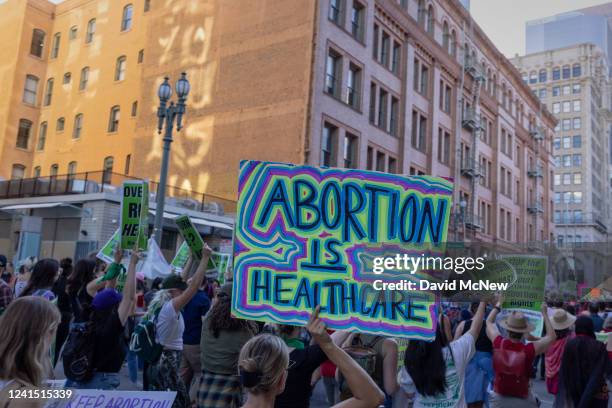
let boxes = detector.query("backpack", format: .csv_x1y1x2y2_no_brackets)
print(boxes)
62,322,96,382
492,339,530,399
339,335,382,400
129,308,162,363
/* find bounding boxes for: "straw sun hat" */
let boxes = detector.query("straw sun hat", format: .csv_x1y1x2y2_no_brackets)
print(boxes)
550,309,576,331
499,311,534,333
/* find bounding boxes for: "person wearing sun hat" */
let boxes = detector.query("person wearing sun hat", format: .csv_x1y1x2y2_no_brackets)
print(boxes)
544,309,576,395
485,300,556,408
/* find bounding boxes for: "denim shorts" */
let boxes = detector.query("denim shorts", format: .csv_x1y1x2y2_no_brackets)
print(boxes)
64,372,120,390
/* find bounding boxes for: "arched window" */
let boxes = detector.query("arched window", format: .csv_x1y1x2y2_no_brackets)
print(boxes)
11,164,26,180
487,68,492,93
417,0,426,26
115,56,126,81
33,166,41,178
30,29,45,57
121,4,134,31
79,67,89,90
43,77,54,106
37,121,47,151
572,63,581,77
69,26,78,40
16,119,32,149
73,113,83,139
442,22,450,52
108,105,120,132
50,164,59,177
102,156,114,184
529,71,537,84
450,29,457,57
86,19,96,43
552,66,560,80
68,161,77,176
426,5,434,34
538,68,547,83
63,72,71,84
562,65,570,79
57,117,65,131
501,83,507,107
51,33,60,59
492,74,497,96
23,74,39,105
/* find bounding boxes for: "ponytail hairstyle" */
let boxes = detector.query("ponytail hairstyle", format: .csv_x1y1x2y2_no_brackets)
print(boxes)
238,334,289,395
404,324,448,397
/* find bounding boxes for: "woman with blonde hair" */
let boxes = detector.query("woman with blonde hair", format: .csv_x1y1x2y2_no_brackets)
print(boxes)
0,296,61,407
238,306,384,408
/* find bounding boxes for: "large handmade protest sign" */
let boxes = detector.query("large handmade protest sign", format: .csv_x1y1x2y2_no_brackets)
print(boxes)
44,389,175,408
232,161,454,340
119,180,149,250
498,255,547,337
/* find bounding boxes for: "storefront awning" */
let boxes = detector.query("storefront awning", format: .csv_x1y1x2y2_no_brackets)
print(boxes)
1,202,66,210
148,209,233,231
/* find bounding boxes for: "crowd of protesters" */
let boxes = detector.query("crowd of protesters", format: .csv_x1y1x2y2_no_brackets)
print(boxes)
0,250,610,408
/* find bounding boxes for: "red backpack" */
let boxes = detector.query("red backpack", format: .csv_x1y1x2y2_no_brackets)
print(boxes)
493,339,530,398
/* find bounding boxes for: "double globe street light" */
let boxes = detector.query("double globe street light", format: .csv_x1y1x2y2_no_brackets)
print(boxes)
153,73,190,245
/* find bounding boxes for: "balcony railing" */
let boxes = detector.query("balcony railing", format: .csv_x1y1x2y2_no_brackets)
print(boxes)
527,166,543,178
555,213,608,233
462,107,482,130
0,171,236,213
529,125,544,141
527,200,544,214
464,54,485,81
461,157,483,178
464,212,484,230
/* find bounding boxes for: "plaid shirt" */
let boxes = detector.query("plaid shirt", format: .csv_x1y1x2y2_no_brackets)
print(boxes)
0,279,13,310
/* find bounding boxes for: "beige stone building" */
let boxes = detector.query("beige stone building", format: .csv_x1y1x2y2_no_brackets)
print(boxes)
513,44,612,244
0,0,556,247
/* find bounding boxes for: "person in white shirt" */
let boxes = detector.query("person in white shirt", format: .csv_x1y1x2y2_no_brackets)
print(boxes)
398,301,486,408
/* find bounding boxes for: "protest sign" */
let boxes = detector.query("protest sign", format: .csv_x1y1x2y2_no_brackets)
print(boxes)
171,241,191,272
175,215,204,260
96,229,120,264
119,180,149,250
45,390,175,408
232,161,453,340
498,255,547,337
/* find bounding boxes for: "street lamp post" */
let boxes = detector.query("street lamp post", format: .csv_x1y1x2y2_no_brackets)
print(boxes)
153,73,190,245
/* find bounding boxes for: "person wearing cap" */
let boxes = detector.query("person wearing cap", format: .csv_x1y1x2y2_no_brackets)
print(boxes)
554,316,611,408
544,309,576,395
485,301,556,408
197,282,259,408
64,249,139,390
146,244,211,408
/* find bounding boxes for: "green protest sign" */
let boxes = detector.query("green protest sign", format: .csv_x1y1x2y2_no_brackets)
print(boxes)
170,241,191,273
120,180,149,250
175,215,204,260
499,255,547,337
96,229,121,264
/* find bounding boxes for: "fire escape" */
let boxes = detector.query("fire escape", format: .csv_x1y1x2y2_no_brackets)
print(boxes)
527,121,545,250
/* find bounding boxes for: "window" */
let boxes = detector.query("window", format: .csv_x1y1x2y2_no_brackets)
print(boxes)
563,173,571,185
68,161,77,176
552,86,560,96
554,174,561,185
37,121,47,151
43,78,53,106
388,156,397,174
138,49,144,63
369,83,376,123
417,0,426,25
572,117,581,129
573,100,581,112
442,22,450,53
329,0,344,25
562,85,570,95
73,114,83,139
390,97,399,136
380,32,390,67
125,154,131,174
16,119,32,149
563,155,571,167
346,63,361,108
562,119,570,131
115,56,126,81
529,71,537,84
538,88,547,99
411,110,427,152
562,101,570,113
450,30,457,57
351,0,365,41
56,117,65,131
562,65,570,79
131,101,138,116
11,164,26,180
321,123,338,166
50,164,59,177
539,69,547,83
391,42,401,74
378,88,388,131
86,19,96,43
372,24,379,60
23,75,39,105
552,102,560,114
572,63,581,77
69,26,77,40
572,154,581,166
325,50,341,97
554,192,561,204
574,191,582,203
63,72,71,84
33,166,41,177
552,67,560,80
425,5,434,35
553,138,560,150
366,146,373,170
108,105,120,132
437,128,450,164
572,83,581,94
343,133,358,168
414,59,429,95
102,157,114,184
144,0,151,12
573,135,581,148
30,29,45,57
574,210,583,223
562,136,570,149
376,151,385,172
121,4,134,31
573,172,582,184
79,67,89,90
51,33,60,59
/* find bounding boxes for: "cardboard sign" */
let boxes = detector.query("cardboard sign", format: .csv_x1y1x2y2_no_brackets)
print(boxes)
119,180,149,250
175,215,204,260
170,241,191,272
45,390,176,408
232,161,453,340
498,255,547,337
96,229,121,264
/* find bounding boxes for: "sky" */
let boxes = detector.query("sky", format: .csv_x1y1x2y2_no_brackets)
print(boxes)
470,0,611,58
